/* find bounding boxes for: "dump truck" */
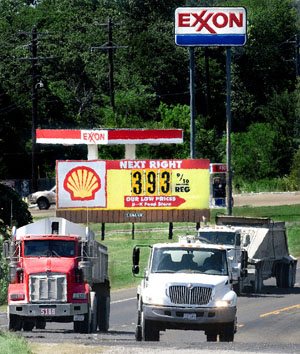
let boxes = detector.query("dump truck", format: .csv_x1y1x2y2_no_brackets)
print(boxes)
3,217,110,332
197,216,297,294
132,237,238,342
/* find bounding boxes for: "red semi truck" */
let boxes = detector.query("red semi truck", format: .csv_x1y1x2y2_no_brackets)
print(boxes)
3,217,110,332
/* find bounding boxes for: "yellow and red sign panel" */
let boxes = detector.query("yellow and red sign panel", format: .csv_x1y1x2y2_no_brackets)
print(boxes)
56,159,209,210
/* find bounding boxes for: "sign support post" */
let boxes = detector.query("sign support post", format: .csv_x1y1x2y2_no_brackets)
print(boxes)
226,47,232,215
190,47,195,159
175,7,247,213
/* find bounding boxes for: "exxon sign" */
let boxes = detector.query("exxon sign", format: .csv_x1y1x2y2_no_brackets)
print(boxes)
175,7,247,47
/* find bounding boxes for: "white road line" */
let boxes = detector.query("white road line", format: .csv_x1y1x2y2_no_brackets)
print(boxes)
111,297,136,304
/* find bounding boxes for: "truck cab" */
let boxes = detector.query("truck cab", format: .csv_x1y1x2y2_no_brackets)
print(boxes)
4,217,110,333
132,238,237,342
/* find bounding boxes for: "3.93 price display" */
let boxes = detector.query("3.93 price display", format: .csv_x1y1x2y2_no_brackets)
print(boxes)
131,169,171,196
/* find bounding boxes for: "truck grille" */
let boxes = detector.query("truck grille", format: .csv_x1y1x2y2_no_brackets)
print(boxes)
169,285,212,305
29,273,67,303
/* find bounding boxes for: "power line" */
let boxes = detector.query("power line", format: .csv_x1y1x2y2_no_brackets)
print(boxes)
91,17,128,110
14,25,56,192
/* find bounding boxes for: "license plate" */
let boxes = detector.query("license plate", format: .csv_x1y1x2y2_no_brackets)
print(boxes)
184,313,196,320
74,315,84,321
40,308,55,315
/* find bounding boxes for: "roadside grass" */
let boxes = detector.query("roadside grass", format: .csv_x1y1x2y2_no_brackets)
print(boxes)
0,331,32,354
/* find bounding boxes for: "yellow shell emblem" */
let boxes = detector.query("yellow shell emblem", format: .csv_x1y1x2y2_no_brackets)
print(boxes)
64,166,101,201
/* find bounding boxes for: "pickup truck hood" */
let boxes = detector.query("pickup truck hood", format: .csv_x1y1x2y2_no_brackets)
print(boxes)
22,257,74,275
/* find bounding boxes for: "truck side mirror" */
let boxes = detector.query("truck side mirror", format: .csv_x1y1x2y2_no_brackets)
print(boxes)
132,247,140,266
132,265,140,274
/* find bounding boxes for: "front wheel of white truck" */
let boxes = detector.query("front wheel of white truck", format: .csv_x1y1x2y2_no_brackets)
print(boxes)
141,311,159,341
219,322,235,342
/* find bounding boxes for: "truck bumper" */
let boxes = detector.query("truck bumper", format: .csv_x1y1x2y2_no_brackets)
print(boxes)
9,303,88,318
142,304,236,330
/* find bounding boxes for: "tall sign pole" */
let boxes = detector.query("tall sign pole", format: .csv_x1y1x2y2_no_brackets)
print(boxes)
175,7,247,214
190,47,195,159
226,47,232,215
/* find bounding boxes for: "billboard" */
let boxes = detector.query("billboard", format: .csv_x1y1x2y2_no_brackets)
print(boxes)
175,7,247,46
56,159,210,223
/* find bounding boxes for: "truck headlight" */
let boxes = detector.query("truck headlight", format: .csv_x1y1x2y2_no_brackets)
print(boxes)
72,293,87,300
215,300,231,307
10,293,25,301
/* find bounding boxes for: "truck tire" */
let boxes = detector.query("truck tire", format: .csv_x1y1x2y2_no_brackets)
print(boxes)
135,310,142,341
23,320,34,332
35,318,46,330
37,197,50,210
206,331,217,342
253,267,262,293
8,314,22,331
233,279,242,296
276,263,294,288
287,263,295,288
141,311,159,341
90,292,98,333
276,263,284,288
80,311,90,334
219,322,235,342
98,295,110,332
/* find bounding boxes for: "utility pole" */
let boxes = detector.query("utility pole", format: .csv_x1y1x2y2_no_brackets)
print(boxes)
91,17,128,110
31,25,38,193
16,25,54,192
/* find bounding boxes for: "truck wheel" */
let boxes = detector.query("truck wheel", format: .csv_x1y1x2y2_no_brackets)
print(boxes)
37,197,50,210
219,322,235,342
206,332,217,342
35,319,46,329
73,321,81,333
98,295,110,332
135,310,142,341
277,263,294,288
276,263,284,288
141,312,159,341
253,267,262,293
23,320,34,331
90,292,98,333
80,311,90,334
287,263,295,288
8,314,22,331
233,279,242,296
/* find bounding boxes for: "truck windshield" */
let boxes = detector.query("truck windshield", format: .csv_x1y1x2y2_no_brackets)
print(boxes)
198,231,236,245
24,240,75,257
151,247,228,275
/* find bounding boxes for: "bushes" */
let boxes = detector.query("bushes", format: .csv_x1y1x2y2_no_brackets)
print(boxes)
0,184,32,305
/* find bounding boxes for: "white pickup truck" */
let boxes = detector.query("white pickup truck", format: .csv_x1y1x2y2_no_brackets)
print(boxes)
132,236,237,342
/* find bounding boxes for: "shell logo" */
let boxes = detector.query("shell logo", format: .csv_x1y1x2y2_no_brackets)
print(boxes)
63,166,101,201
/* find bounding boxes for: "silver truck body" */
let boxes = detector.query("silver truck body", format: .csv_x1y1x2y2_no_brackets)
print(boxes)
198,216,297,294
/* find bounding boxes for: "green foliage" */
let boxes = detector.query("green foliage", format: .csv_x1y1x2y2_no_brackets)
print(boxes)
0,259,9,305
0,331,32,354
0,184,32,238
289,148,300,190
0,0,298,188
231,123,279,183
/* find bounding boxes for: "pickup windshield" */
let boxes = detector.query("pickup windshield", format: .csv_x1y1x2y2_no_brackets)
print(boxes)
151,247,228,275
24,240,75,257
198,231,236,245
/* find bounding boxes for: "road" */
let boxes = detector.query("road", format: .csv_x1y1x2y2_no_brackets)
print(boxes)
1,269,300,353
